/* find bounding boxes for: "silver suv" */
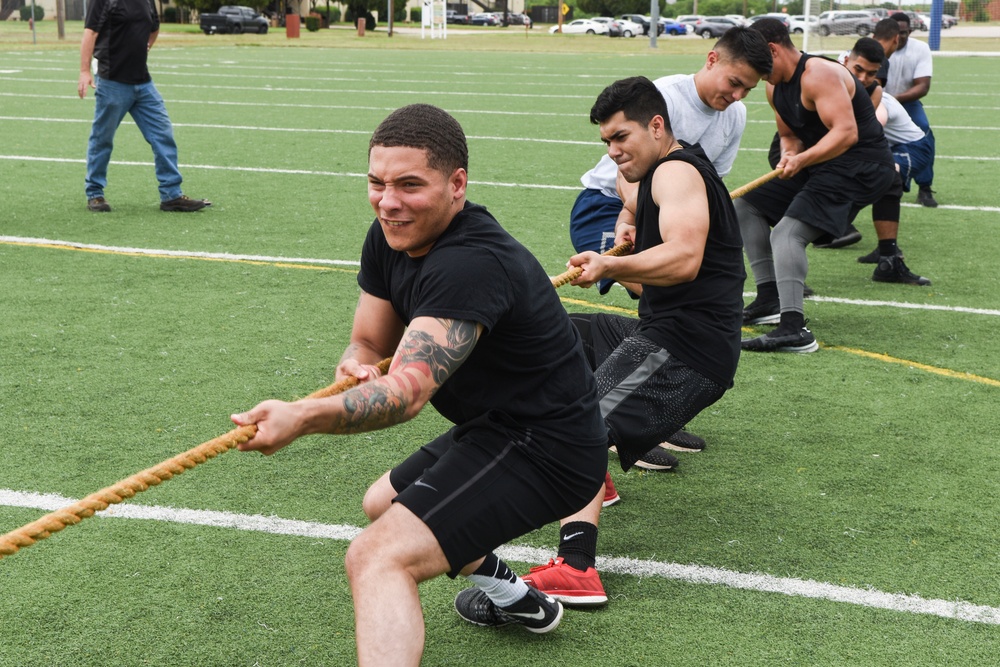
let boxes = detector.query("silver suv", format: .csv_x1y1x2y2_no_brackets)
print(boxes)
816,10,878,36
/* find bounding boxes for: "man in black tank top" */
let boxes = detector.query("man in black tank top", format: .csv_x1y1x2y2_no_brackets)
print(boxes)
737,18,897,353
521,77,746,609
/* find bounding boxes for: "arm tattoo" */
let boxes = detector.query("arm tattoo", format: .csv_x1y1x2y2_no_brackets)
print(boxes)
328,319,478,434
397,319,478,385
337,382,407,432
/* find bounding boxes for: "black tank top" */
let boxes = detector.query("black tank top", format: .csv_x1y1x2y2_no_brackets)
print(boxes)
633,143,744,388
772,53,893,166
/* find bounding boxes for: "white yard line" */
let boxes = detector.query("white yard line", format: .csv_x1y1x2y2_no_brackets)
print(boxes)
2,488,997,625
4,235,999,318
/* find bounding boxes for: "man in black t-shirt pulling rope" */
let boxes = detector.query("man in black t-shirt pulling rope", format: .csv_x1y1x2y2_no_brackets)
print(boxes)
232,104,608,665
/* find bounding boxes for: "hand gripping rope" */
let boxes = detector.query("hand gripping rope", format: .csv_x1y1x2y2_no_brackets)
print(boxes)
549,168,783,289
0,357,393,561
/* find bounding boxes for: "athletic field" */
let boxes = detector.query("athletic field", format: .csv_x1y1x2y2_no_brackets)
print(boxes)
1,25,999,666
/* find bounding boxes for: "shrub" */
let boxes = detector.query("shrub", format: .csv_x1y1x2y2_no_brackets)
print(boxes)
410,7,420,22
163,7,178,23
20,4,45,20
305,14,321,31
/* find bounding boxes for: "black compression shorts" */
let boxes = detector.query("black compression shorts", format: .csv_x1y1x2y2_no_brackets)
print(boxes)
389,411,606,577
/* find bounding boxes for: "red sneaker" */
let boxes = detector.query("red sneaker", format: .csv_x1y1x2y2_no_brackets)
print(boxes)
602,471,620,507
522,557,607,607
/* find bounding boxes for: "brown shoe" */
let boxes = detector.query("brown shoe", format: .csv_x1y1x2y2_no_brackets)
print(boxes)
160,195,211,212
87,197,111,212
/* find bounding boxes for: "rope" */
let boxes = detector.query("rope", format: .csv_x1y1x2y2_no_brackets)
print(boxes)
550,241,633,288
549,168,781,290
728,168,783,200
0,357,393,560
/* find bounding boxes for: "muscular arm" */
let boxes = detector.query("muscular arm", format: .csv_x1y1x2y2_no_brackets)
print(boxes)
569,160,707,289
778,61,859,177
233,312,483,455
891,76,930,104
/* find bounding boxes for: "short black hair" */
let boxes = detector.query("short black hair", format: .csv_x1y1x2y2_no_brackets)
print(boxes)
749,17,793,49
369,104,469,174
851,37,886,65
590,76,671,132
873,17,901,40
890,11,910,26
714,26,773,78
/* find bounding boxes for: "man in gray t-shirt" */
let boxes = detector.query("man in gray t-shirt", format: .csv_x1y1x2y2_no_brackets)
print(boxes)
564,27,771,471
569,27,771,295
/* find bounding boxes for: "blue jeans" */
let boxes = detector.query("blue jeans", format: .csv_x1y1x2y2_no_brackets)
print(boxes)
900,99,934,188
85,76,183,201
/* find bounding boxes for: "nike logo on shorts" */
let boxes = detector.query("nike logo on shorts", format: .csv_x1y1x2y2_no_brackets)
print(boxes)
413,478,438,492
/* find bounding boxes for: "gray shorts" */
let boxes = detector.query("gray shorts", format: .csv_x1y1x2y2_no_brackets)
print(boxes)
571,313,728,471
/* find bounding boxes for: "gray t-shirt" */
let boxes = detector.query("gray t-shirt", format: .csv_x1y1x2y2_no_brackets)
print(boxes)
579,73,747,198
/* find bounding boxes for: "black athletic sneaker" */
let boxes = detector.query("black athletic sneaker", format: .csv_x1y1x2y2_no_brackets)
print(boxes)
803,284,816,298
741,324,819,353
858,246,904,264
813,224,862,249
872,255,931,286
610,445,679,471
917,186,939,208
743,297,781,325
633,446,680,471
660,429,706,452
454,586,563,634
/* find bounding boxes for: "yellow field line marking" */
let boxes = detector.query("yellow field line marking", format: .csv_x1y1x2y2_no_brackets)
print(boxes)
0,240,357,274
823,344,1000,388
570,298,1000,389
8,239,997,389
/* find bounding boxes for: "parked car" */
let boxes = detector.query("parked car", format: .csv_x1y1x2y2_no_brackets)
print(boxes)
591,17,623,37
620,13,652,35
445,9,469,24
905,11,928,30
942,13,958,28
615,17,644,37
550,19,609,35
470,12,499,26
724,14,749,26
508,12,532,26
658,18,689,35
689,16,737,39
200,5,269,35
816,10,878,37
788,14,818,34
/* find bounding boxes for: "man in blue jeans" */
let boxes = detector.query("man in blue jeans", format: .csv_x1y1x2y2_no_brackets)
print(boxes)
78,0,209,213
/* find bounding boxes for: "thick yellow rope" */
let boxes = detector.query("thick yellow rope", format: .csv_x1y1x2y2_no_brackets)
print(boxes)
0,357,393,560
549,168,783,290
728,167,783,200
550,241,633,288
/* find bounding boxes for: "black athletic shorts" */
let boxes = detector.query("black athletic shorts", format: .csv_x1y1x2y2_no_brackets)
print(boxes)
571,313,728,471
389,411,606,577
744,156,896,236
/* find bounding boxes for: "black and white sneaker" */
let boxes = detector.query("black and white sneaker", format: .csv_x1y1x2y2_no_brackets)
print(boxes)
872,255,931,286
633,446,680,471
743,297,781,325
454,586,563,634
660,430,706,452
742,324,819,354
